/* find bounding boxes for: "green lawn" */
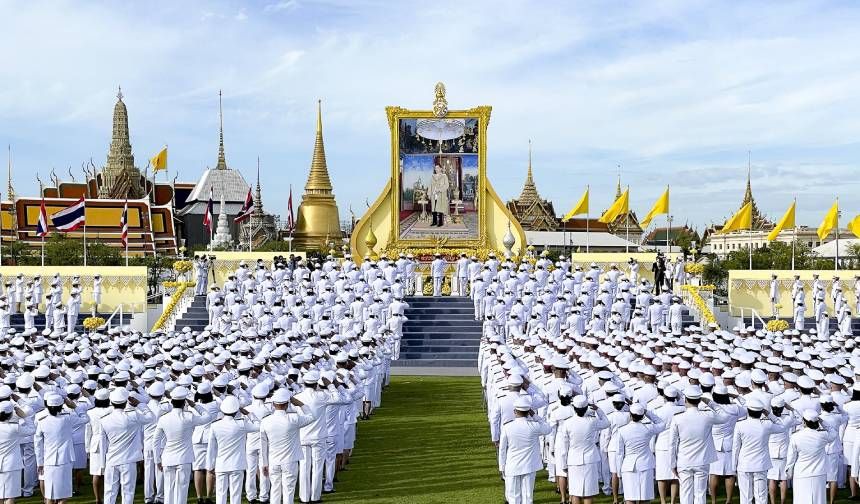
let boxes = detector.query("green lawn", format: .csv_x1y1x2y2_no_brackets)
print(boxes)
17,375,859,503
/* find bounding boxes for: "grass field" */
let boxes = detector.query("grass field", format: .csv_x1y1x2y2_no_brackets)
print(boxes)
17,375,859,503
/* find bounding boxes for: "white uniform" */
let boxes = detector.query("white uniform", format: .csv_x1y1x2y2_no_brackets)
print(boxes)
431,258,446,297
498,416,551,504
206,416,260,504
34,411,89,500
669,404,732,504
731,414,785,504
294,389,330,504
260,409,317,504
0,419,23,499
555,409,609,498
786,425,837,504
616,412,665,501
154,406,213,504
101,405,157,504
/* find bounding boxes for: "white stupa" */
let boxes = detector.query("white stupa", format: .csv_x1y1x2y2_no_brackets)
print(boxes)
212,191,233,248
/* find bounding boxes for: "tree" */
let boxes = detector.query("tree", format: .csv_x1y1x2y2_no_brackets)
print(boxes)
44,234,84,265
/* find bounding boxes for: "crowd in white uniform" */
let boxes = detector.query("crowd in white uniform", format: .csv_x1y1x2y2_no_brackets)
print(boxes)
479,254,860,504
0,254,413,504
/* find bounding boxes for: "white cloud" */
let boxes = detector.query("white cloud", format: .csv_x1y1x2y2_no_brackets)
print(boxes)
1,0,859,230
264,0,298,12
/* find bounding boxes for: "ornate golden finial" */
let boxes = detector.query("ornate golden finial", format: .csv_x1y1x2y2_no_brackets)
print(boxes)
303,99,334,193
364,218,378,260
117,85,123,101
216,90,227,170
433,82,448,118
518,140,539,204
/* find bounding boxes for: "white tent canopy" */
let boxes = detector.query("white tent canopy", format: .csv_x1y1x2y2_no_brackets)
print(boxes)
812,238,860,258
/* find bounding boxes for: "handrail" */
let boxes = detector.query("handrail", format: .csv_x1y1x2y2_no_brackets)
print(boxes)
105,304,124,329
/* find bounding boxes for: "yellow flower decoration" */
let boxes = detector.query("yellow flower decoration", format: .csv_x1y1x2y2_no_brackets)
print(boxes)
766,319,789,332
83,316,106,331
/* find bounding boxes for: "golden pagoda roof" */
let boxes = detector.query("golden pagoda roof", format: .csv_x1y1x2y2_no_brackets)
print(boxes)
517,140,540,204
304,100,334,194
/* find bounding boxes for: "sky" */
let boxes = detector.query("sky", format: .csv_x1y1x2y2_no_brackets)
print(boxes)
1,0,860,231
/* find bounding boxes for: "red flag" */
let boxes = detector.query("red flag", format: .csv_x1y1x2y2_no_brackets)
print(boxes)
203,186,214,231
286,185,295,232
120,199,129,247
234,187,253,223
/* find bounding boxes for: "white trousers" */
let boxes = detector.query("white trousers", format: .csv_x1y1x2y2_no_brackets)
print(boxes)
458,277,468,296
215,471,244,504
20,442,37,495
269,462,299,504
737,470,767,504
323,437,337,491
504,472,536,504
104,463,138,504
678,465,708,504
163,464,191,504
299,442,324,503
433,276,443,296
246,447,269,500
144,448,164,501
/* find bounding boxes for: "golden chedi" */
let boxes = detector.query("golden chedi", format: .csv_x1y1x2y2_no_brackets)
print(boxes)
292,100,343,251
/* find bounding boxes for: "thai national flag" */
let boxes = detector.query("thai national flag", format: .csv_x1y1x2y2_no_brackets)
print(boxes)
234,187,253,223
203,186,214,231
50,197,85,232
120,200,129,247
36,199,49,237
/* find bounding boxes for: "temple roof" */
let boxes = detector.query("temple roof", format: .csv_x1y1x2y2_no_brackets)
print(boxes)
517,140,540,203
741,167,772,229
184,167,250,206
303,100,334,194
507,141,559,231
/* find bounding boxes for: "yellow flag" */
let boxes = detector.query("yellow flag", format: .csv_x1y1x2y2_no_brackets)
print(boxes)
562,187,589,222
817,200,839,241
847,214,860,239
766,201,796,241
150,147,168,172
639,186,669,229
719,202,752,234
598,188,629,224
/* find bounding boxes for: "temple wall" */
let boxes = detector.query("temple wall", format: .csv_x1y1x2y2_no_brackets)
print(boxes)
0,266,147,313
728,269,860,318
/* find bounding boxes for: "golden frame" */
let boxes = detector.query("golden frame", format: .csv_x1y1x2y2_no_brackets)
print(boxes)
385,105,492,250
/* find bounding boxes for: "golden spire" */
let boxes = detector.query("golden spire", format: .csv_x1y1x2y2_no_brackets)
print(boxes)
304,99,334,193
216,90,227,170
6,145,14,203
518,139,539,204
615,169,622,199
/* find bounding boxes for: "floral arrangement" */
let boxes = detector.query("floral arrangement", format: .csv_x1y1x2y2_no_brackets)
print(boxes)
152,281,189,330
681,285,717,325
422,275,452,296
162,281,196,289
172,260,193,274
684,263,705,275
82,316,106,331
766,319,789,332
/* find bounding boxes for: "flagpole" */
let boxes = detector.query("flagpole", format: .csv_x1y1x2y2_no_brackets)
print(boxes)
666,214,671,255
41,235,45,267
791,197,796,271
83,200,87,267
585,185,590,253
625,195,630,254
748,228,752,270
835,197,840,271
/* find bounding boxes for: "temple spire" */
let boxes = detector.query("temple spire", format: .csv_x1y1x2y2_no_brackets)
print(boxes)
304,99,334,193
518,139,539,203
615,167,622,199
215,90,227,170
6,145,14,202
253,156,263,215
